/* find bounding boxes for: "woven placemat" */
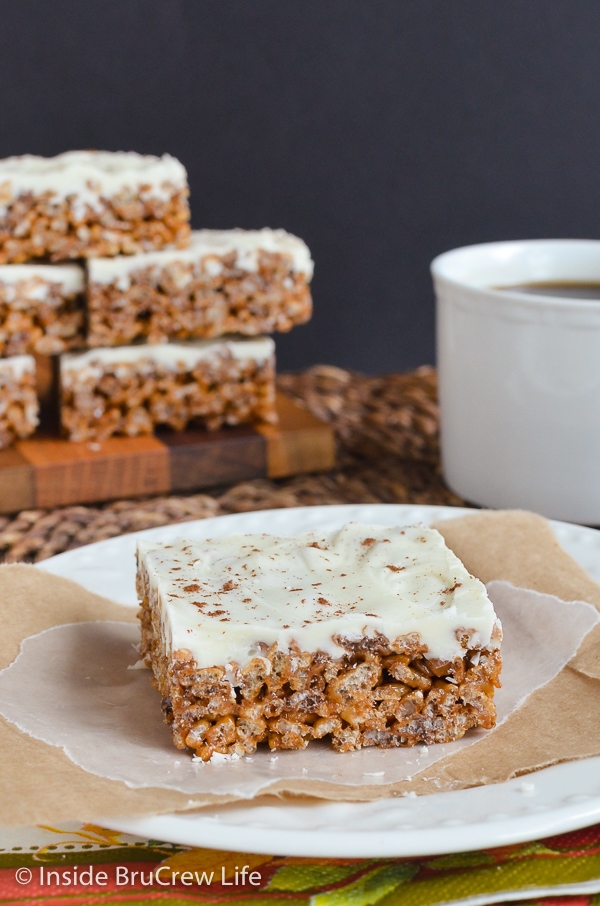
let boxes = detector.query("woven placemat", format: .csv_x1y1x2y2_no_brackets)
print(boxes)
0,365,467,563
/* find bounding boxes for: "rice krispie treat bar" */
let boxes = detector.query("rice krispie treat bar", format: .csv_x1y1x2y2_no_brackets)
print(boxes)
60,337,276,443
137,524,502,761
0,263,85,356
0,151,190,263
86,229,313,346
0,355,39,448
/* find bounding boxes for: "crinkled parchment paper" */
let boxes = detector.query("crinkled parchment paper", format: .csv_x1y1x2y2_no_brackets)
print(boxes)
0,581,596,797
0,509,599,826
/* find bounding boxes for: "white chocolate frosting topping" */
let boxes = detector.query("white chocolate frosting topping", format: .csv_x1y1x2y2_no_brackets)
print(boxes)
0,264,84,295
138,524,501,669
61,337,274,378
88,228,314,283
0,354,35,379
0,150,188,216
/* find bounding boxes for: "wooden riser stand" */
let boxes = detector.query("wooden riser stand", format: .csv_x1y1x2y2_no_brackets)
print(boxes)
0,393,336,513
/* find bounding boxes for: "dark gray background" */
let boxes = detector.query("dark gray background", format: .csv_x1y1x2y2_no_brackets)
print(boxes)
1,1,599,374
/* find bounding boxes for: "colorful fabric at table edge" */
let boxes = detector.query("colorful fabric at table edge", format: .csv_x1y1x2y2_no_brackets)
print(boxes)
1,820,600,905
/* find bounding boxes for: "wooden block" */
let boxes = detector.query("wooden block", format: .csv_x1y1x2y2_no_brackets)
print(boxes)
257,392,336,479
161,425,266,491
18,436,171,509
0,447,35,514
0,394,335,512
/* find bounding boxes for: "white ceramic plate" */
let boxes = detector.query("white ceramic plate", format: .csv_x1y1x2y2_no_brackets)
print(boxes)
39,503,600,858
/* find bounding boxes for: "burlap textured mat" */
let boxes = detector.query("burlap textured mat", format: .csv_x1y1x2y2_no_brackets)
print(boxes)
0,365,466,563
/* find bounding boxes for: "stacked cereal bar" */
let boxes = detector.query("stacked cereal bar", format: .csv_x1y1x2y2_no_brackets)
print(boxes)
60,337,276,442
0,150,190,263
0,355,39,448
0,263,85,356
86,229,313,346
0,148,313,456
137,524,502,760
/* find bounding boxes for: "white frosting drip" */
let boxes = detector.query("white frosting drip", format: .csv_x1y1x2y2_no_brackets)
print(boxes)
138,524,501,670
0,151,188,217
0,354,35,379
61,337,274,378
0,264,84,295
87,228,314,284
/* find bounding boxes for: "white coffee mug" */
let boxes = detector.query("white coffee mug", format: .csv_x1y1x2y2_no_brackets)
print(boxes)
431,239,600,523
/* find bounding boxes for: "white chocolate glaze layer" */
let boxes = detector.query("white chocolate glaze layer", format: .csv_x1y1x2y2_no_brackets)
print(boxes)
137,524,501,670
0,151,188,216
0,264,84,295
88,228,314,283
61,337,274,378
0,354,35,379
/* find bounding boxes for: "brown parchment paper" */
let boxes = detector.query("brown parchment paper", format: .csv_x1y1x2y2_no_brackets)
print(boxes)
1,508,599,826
